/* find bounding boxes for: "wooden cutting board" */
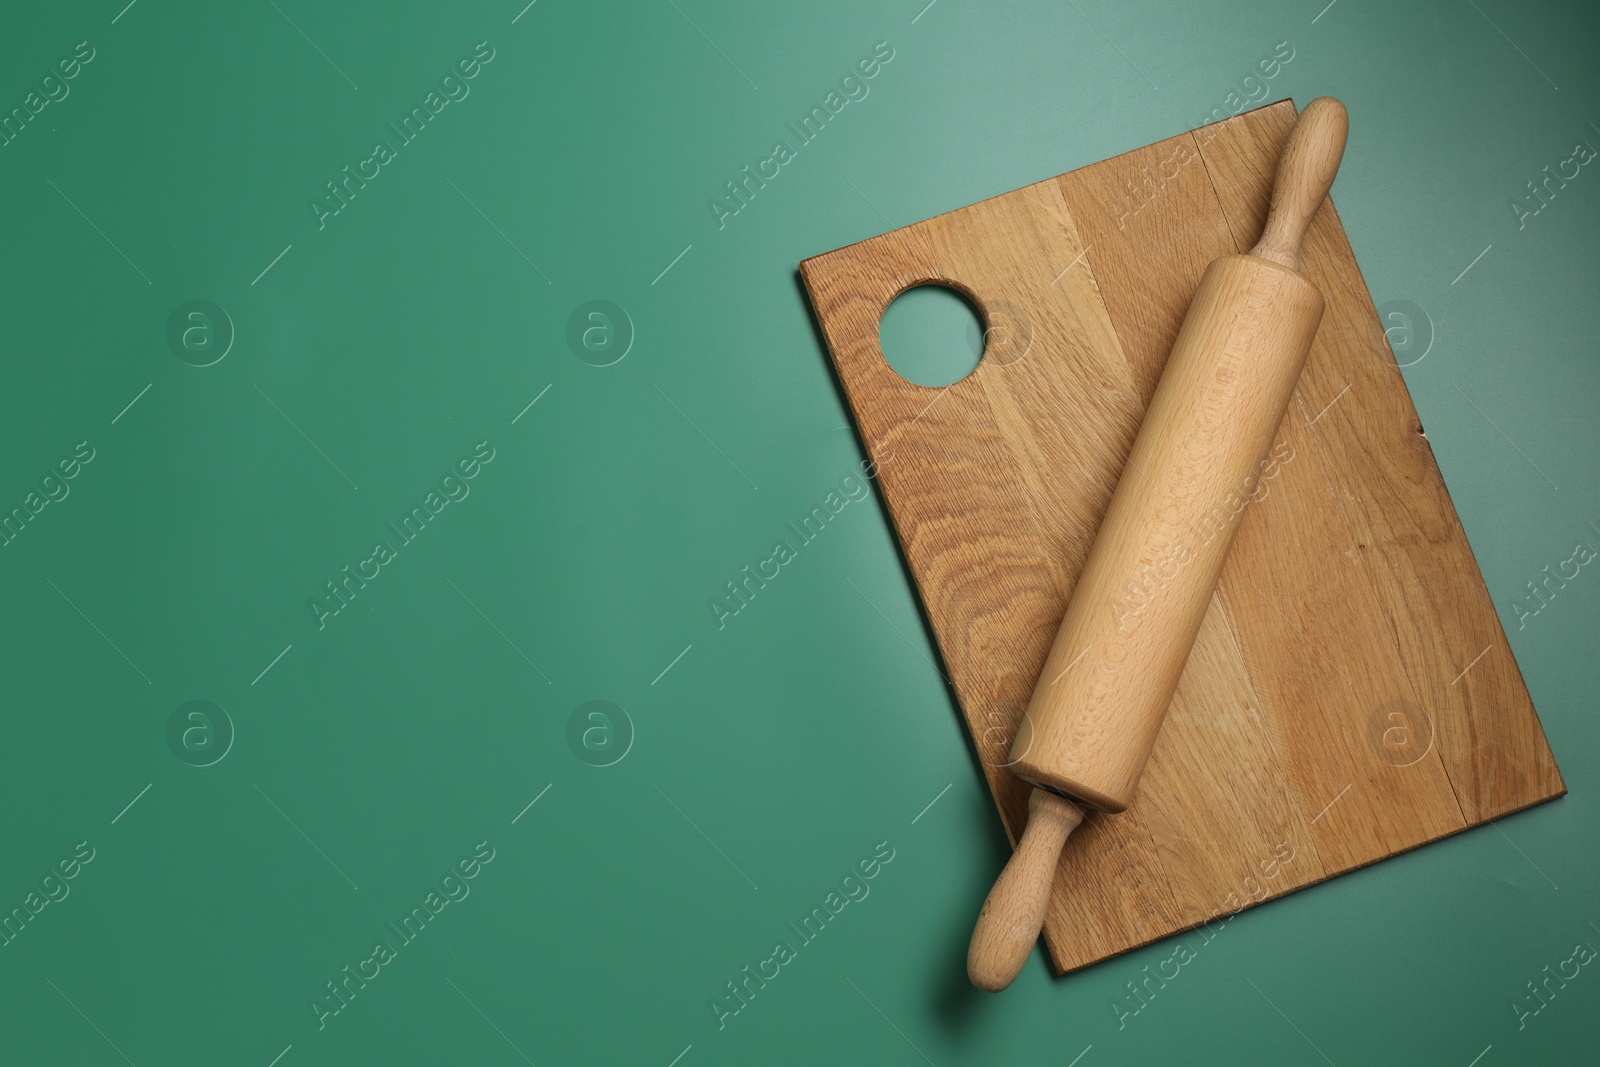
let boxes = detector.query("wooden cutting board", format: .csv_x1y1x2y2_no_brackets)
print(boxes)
799,99,1565,974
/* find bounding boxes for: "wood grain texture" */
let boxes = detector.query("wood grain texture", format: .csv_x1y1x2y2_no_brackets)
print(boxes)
799,100,1564,973
1194,104,1566,825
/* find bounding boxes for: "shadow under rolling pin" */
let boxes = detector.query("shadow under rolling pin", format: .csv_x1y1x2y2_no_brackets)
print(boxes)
967,97,1350,993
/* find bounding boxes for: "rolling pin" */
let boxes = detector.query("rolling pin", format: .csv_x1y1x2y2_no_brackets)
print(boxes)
967,97,1349,992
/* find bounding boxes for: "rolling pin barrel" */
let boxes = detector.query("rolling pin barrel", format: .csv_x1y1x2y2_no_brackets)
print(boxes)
1011,254,1323,810
968,97,1349,993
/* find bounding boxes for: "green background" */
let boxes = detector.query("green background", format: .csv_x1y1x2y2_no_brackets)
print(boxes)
1,1,1595,1064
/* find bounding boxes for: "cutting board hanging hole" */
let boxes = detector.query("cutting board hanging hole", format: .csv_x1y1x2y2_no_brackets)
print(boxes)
878,283,986,387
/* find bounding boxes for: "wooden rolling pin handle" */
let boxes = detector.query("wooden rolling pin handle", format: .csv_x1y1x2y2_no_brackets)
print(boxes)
1249,97,1349,272
967,789,1084,992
